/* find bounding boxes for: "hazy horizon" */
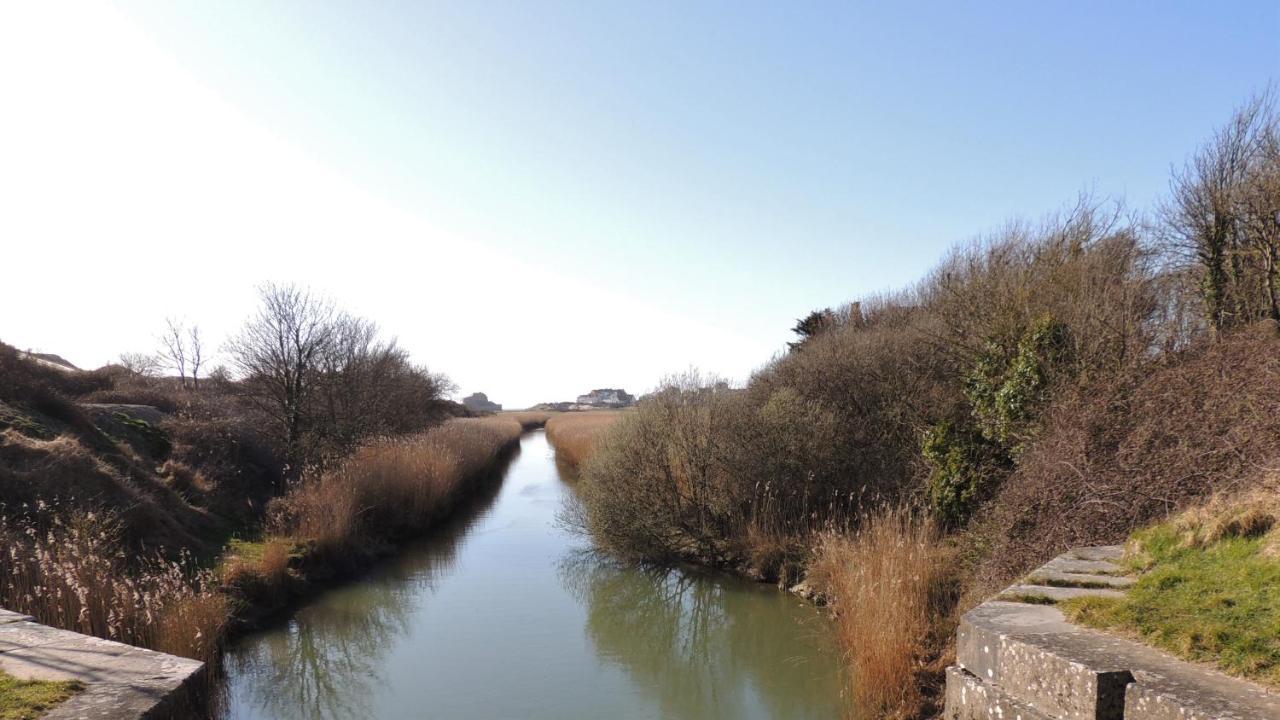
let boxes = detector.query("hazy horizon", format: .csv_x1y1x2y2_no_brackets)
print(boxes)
2,2,1277,408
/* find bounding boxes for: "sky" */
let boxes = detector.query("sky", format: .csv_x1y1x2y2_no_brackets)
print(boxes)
1,2,1277,409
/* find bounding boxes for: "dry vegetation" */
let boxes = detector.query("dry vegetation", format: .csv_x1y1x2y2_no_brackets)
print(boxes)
568,92,1280,718
499,410,554,426
270,416,523,564
545,411,622,469
0,506,228,668
0,283,519,688
808,511,959,719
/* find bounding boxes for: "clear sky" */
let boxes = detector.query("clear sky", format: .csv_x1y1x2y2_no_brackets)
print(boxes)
2,2,1277,408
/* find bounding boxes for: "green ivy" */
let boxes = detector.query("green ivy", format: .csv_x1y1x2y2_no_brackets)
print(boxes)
922,420,1000,525
966,316,1071,451
925,316,1071,523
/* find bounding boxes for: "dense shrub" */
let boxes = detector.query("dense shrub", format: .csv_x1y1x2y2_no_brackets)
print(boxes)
970,321,1280,595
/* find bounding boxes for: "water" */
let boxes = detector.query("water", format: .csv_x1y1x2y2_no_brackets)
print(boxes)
219,431,844,719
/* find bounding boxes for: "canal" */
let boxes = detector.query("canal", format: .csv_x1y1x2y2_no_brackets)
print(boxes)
219,430,843,719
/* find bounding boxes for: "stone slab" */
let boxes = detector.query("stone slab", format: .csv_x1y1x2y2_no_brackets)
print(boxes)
958,601,1132,719
1025,570,1136,589
0,609,33,625
1039,556,1126,576
0,614,203,719
944,665,1052,720
1069,545,1125,562
1125,656,1280,720
1001,584,1128,603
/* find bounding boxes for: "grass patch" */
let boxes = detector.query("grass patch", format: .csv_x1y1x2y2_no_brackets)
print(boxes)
999,592,1059,605
1062,522,1280,687
1031,576,1122,589
0,671,81,720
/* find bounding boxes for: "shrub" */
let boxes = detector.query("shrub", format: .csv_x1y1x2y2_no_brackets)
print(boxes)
922,420,1005,526
971,322,1280,594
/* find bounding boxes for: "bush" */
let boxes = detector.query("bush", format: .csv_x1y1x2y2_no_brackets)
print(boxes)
971,322,1280,594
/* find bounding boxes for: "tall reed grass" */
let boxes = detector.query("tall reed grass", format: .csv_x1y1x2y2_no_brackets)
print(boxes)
807,508,958,720
0,504,228,667
498,411,554,430
272,417,523,561
545,411,621,469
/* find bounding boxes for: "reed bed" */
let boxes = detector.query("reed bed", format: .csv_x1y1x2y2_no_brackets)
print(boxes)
807,508,958,720
0,504,227,667
545,411,621,469
272,416,523,561
498,411,554,430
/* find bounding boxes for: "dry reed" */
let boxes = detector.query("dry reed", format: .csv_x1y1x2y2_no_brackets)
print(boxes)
808,508,958,720
0,503,227,667
545,411,621,469
272,417,523,560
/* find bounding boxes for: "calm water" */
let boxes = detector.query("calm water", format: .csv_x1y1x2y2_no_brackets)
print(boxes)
219,431,844,719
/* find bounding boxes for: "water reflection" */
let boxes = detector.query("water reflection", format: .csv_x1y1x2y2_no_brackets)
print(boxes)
560,551,842,719
219,435,841,719
222,454,511,720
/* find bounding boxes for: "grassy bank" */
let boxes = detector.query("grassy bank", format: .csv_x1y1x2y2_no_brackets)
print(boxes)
0,672,80,720
1064,484,1280,687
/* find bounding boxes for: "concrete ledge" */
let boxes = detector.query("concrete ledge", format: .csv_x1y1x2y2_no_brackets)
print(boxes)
0,614,204,719
948,546,1280,720
958,601,1132,719
944,665,1052,720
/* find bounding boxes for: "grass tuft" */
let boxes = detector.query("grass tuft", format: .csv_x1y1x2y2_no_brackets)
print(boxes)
0,671,81,720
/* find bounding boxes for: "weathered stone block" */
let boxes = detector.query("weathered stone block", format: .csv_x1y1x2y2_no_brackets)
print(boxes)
944,666,1052,720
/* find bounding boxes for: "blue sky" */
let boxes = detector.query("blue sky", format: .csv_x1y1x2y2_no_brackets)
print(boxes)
1,2,1277,407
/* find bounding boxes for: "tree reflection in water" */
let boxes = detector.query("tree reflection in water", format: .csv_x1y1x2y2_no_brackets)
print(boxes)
558,550,843,720
222,452,512,720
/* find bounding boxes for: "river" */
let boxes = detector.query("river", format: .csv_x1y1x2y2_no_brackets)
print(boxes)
218,430,844,719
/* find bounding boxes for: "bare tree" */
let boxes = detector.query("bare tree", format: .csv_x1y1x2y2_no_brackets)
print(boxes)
159,317,189,387
1161,91,1279,333
225,283,339,469
188,324,204,390
118,351,161,377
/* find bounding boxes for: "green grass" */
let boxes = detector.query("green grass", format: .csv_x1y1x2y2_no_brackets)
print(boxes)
0,671,81,720
1062,523,1280,687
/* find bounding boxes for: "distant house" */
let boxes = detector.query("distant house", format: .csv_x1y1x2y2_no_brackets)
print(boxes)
462,392,502,413
574,389,635,408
